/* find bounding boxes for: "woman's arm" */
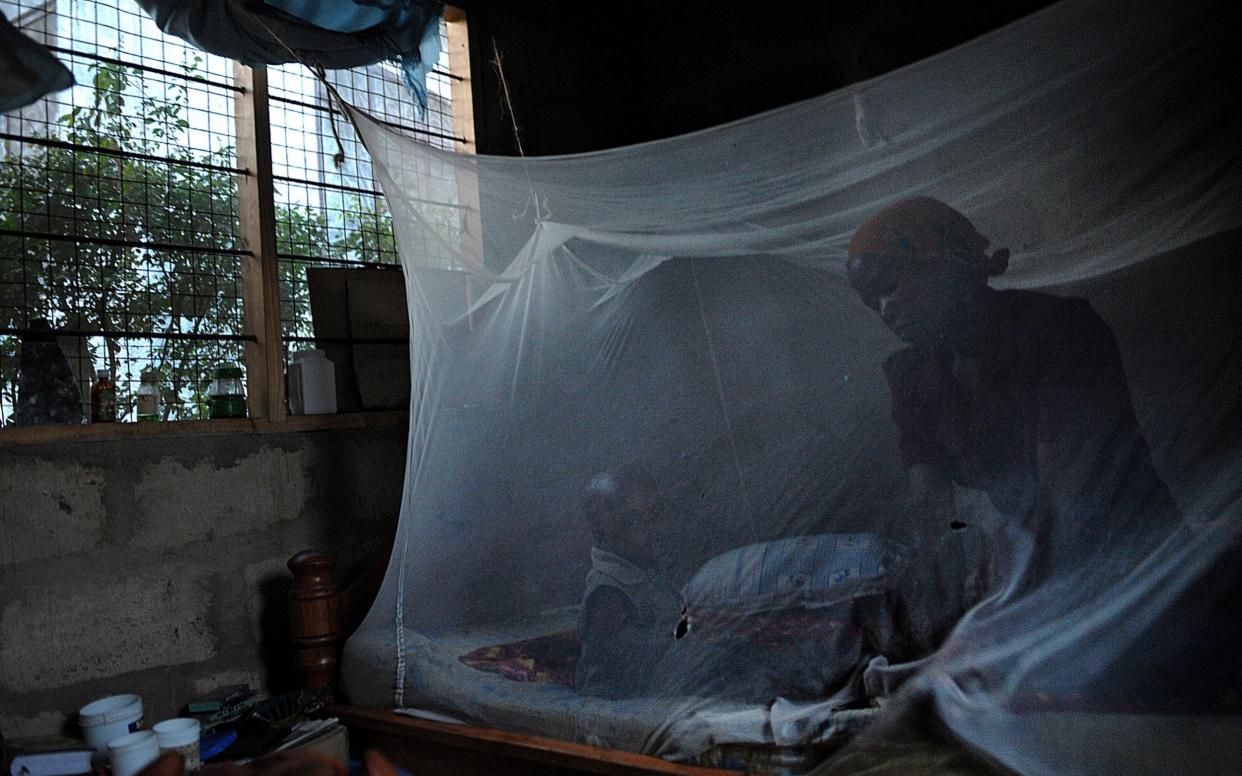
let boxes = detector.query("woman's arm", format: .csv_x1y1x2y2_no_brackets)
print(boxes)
883,346,960,543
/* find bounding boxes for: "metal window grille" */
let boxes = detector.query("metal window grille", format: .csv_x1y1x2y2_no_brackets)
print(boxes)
1,2,474,427
1,0,246,423
269,18,470,348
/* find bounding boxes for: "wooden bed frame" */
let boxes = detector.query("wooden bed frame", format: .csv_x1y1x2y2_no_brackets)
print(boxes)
287,548,734,776
287,549,1242,776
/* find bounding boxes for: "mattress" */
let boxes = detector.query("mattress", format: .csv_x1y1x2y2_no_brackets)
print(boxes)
341,606,878,772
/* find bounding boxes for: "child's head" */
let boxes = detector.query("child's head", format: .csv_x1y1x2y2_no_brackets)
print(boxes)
583,465,662,566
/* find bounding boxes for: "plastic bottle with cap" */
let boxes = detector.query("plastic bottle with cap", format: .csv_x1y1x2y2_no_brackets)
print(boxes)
91,369,116,423
136,370,162,422
287,349,337,415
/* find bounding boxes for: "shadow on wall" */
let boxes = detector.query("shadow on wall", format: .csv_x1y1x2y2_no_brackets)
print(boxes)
257,572,296,695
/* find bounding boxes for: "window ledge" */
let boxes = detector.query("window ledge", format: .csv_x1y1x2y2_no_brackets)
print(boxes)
0,411,409,446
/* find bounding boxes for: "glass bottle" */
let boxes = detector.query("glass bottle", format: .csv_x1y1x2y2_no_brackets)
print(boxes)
208,366,247,419
90,369,116,423
136,369,162,422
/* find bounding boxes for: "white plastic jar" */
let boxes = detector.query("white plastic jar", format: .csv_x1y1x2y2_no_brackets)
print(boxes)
79,693,144,751
153,717,202,771
109,730,160,776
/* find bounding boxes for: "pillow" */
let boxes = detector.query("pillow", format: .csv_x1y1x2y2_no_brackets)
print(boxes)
679,533,890,628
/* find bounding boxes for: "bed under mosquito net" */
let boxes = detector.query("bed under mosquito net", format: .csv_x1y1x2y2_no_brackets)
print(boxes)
336,0,1242,773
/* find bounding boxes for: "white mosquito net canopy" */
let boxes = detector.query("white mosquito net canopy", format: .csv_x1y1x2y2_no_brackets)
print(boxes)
339,0,1241,772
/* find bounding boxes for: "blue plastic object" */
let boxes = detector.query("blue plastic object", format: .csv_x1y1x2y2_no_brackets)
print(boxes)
199,728,238,761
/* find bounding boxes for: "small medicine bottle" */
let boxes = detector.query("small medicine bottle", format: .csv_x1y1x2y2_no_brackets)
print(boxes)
90,369,117,423
136,369,162,422
208,366,247,419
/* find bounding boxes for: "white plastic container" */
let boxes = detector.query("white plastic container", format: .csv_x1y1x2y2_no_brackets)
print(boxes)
108,730,160,776
79,693,144,751
288,349,337,415
153,717,202,771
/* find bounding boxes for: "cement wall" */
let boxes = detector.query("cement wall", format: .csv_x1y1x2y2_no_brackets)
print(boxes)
0,422,406,739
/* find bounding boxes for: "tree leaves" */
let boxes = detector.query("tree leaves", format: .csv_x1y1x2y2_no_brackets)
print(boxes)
1,61,383,422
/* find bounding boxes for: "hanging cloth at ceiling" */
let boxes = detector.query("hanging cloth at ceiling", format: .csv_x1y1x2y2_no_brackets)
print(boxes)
133,0,443,111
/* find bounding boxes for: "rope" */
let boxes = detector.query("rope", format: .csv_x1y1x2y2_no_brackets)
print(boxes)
248,13,370,148
490,39,526,158
490,38,549,222
311,64,347,169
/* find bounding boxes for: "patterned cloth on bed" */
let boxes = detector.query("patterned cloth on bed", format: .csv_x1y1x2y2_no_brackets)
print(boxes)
458,630,580,686
456,607,871,705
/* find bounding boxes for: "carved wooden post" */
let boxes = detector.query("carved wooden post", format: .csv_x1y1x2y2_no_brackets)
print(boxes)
288,550,341,690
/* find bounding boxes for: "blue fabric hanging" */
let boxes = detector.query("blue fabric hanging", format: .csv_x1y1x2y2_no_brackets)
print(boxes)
399,12,443,113
268,0,444,111
265,0,420,34
135,0,444,112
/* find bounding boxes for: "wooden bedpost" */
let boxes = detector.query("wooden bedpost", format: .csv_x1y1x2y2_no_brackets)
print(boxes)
288,550,341,691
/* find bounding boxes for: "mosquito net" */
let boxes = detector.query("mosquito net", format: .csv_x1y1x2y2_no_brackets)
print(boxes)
338,0,1241,772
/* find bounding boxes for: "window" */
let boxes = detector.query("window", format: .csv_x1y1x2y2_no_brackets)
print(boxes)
268,44,471,347
0,0,473,431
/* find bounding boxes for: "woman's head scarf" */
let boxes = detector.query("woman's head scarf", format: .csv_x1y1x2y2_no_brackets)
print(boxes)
848,196,1010,277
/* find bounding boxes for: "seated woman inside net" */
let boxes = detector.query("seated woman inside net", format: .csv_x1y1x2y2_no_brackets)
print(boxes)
845,196,1182,654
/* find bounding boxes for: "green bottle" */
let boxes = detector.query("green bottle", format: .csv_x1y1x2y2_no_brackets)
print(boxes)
209,366,247,419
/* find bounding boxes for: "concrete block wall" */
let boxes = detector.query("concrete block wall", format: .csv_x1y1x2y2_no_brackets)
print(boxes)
0,423,406,739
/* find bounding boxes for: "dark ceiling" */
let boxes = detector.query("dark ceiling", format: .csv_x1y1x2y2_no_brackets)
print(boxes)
454,0,1058,155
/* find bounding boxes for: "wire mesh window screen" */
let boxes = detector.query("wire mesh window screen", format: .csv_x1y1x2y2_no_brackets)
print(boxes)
269,18,472,344
1,3,473,429
1,0,246,424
